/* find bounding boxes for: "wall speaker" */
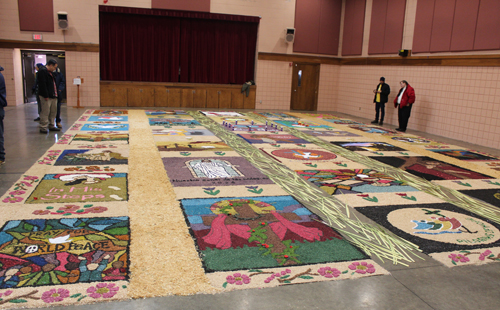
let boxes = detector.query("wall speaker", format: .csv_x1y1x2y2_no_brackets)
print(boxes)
399,49,410,57
285,28,295,43
58,12,68,29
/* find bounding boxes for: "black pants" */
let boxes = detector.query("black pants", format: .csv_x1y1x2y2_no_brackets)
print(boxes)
55,91,63,123
375,102,385,122
398,104,413,131
0,108,5,161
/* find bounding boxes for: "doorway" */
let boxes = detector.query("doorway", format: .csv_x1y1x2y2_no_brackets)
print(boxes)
21,51,66,103
290,63,320,111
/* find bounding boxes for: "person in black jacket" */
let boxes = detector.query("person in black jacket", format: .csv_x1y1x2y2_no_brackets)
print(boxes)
0,65,6,165
53,68,66,128
37,59,61,133
372,77,390,126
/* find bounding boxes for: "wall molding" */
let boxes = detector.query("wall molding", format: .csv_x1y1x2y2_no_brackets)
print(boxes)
259,52,500,67
0,40,99,52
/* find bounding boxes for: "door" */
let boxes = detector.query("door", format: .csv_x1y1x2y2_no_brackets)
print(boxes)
290,63,320,111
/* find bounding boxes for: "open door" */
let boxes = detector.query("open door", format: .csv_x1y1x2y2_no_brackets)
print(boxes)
290,63,320,111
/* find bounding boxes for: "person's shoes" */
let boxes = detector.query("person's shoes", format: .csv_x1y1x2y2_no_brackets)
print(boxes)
48,125,61,131
34,117,40,121
370,120,378,124
40,128,49,133
395,128,405,132
56,122,62,128
0,160,5,166
379,121,383,126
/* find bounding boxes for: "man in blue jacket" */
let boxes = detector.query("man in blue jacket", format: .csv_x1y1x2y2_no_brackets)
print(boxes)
37,59,61,133
0,65,6,166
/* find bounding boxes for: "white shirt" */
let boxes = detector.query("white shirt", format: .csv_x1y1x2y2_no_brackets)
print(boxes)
397,87,406,104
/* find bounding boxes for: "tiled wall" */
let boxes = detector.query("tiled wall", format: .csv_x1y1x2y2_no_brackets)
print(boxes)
335,65,500,149
255,60,293,110
318,64,340,111
65,51,100,107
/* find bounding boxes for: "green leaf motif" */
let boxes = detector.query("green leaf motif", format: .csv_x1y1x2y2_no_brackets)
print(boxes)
46,206,54,209
299,275,314,279
248,269,263,273
70,293,82,298
342,270,348,274
280,275,290,279
336,163,347,167
283,280,291,284
451,260,457,265
457,182,471,187
122,285,128,289
77,295,87,302
363,196,378,202
9,299,28,304
222,282,228,288
402,195,417,201
204,190,220,196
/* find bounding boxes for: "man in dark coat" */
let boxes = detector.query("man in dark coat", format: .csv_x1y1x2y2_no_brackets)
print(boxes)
372,77,390,126
0,65,6,166
37,59,61,133
31,63,43,121
53,68,66,128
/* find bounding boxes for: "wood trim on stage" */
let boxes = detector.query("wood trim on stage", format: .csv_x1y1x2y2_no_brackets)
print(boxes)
258,52,500,66
100,81,256,109
0,39,99,52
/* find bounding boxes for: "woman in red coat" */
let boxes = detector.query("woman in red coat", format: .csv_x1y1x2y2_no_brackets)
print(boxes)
394,80,415,132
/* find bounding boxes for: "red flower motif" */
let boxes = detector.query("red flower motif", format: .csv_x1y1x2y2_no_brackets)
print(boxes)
357,194,369,197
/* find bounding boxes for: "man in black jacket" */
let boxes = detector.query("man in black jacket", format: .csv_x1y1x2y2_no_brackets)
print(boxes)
372,77,390,126
53,68,66,128
0,65,6,166
37,59,61,133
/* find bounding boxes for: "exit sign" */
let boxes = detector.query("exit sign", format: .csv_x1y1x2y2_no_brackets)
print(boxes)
32,34,43,41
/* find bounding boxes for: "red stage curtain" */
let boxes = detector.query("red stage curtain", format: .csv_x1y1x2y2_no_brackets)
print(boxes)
99,6,259,84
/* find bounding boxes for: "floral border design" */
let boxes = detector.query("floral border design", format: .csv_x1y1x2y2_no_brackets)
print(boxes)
33,204,109,216
448,250,500,266
37,150,62,165
221,261,377,288
2,176,39,203
57,134,73,145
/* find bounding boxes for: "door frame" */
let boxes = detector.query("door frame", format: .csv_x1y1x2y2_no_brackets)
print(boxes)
290,62,320,111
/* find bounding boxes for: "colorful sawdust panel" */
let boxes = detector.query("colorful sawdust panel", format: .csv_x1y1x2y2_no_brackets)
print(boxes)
200,111,244,117
273,120,333,130
427,149,499,161
54,149,128,166
255,112,298,119
149,118,200,126
355,203,500,254
296,169,418,195
372,156,493,181
70,133,129,145
0,217,129,287
331,142,406,152
348,125,400,135
237,133,310,144
80,124,129,132
92,110,128,115
87,116,128,122
181,195,369,271
458,189,500,208
151,128,215,137
162,157,275,187
145,110,187,115
300,130,361,138
323,119,364,125
25,173,128,204
157,141,232,152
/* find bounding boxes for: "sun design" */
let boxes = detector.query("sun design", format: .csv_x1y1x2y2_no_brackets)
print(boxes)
210,199,276,215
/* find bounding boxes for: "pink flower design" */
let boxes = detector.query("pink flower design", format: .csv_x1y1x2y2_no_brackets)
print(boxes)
89,206,108,213
24,176,38,181
348,262,376,274
0,290,13,298
59,205,80,212
226,273,251,285
448,253,470,263
318,266,341,278
9,190,25,196
479,250,492,261
41,288,70,303
87,283,119,299
33,209,51,215
2,196,23,203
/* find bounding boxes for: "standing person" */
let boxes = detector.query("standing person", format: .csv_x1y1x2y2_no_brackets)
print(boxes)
53,67,66,128
0,65,6,166
32,63,43,121
394,80,416,132
372,77,390,126
37,59,61,133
